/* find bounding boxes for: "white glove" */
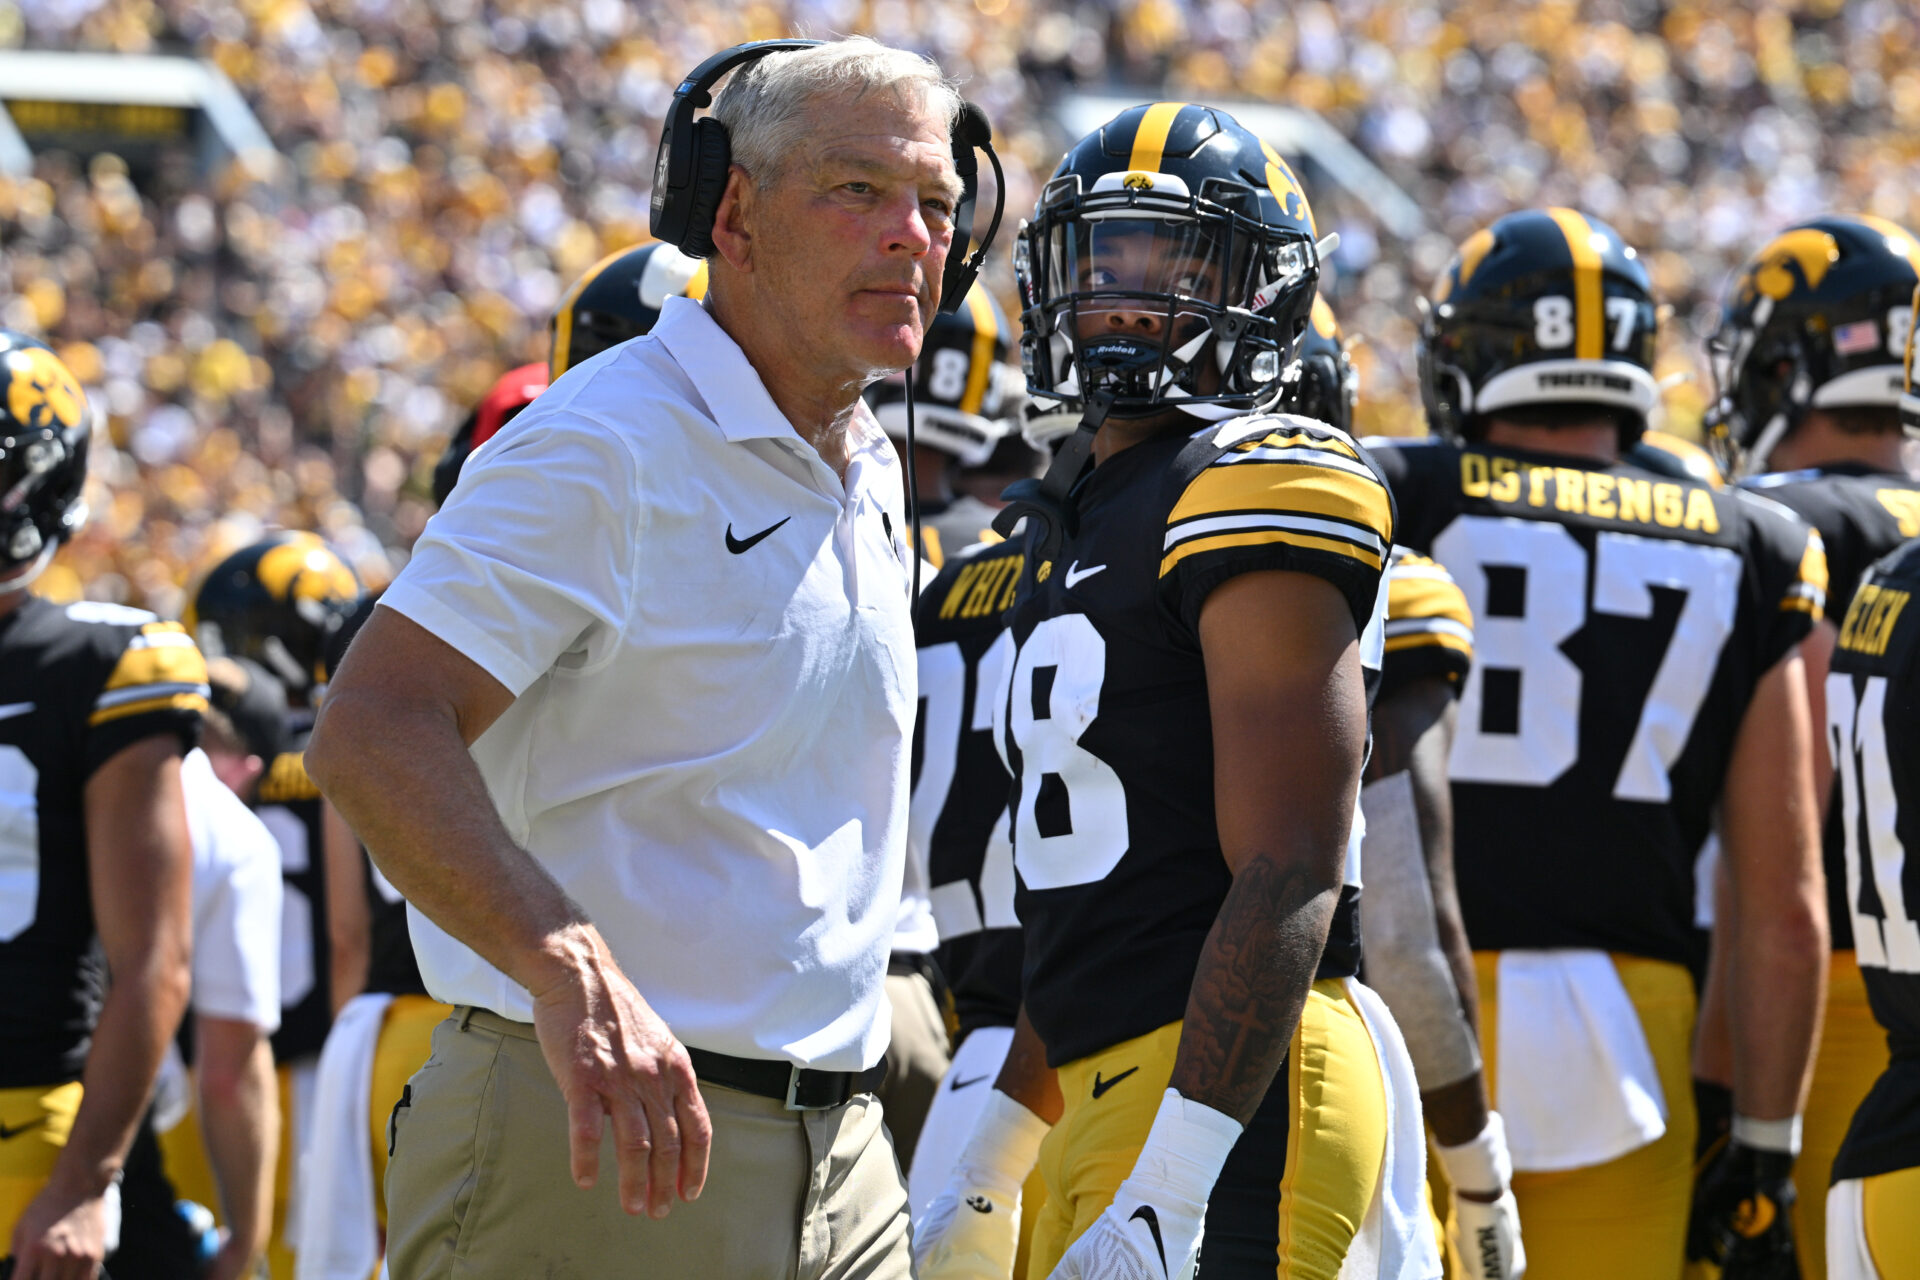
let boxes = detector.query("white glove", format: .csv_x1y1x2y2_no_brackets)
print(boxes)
915,1091,1050,1280
1435,1112,1525,1280
1047,1090,1242,1280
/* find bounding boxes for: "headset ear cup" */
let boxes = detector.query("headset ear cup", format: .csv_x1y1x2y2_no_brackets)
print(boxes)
680,117,734,259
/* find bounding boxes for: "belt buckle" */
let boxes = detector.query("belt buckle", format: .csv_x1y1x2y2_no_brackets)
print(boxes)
783,1064,816,1111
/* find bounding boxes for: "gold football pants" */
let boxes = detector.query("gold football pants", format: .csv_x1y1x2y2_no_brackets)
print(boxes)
1475,951,1698,1280
1028,979,1387,1279
0,1080,83,1242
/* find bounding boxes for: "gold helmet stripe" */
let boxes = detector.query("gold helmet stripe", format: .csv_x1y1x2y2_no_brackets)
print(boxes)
1127,102,1188,174
550,244,633,379
960,285,999,417
1546,207,1605,361
686,260,710,302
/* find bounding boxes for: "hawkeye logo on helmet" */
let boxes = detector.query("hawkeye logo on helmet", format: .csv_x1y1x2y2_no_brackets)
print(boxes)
1121,171,1155,190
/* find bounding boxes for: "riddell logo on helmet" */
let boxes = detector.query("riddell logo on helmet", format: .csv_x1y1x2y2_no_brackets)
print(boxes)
1121,171,1155,190
1537,370,1633,392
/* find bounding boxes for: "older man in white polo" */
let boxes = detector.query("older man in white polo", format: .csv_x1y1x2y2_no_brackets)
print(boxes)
307,38,963,1278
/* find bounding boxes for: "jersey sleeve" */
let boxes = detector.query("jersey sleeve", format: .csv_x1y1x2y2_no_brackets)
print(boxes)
87,620,208,775
1160,420,1395,638
1380,550,1474,699
1739,491,1827,674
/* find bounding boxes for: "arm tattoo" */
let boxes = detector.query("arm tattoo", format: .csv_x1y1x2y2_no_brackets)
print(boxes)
1167,857,1341,1124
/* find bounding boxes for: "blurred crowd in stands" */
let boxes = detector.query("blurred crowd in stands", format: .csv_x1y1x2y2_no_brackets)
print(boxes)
3,0,1919,609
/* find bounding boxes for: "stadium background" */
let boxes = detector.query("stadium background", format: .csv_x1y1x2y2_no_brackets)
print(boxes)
2,0,1918,613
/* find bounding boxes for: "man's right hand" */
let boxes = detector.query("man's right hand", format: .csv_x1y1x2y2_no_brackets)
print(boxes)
8,1177,111,1280
527,924,712,1220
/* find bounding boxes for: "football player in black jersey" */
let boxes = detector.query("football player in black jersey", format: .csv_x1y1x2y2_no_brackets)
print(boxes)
916,104,1435,1280
1296,297,1523,1277
0,334,207,1276
185,531,360,1278
865,281,1022,567
1698,216,1920,1275
1820,342,1920,1277
1367,209,1830,1280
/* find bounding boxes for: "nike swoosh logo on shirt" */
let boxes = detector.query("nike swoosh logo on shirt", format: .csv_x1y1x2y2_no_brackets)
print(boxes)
1090,1065,1138,1099
949,1074,989,1091
1064,561,1107,589
0,1116,47,1140
725,517,791,554
0,702,34,722
1129,1204,1169,1275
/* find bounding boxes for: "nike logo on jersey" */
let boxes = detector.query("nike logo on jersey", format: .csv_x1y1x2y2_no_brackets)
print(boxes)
1129,1204,1169,1275
1064,561,1107,589
0,702,34,722
1090,1066,1138,1099
0,1116,47,1140
949,1074,989,1091
726,517,790,554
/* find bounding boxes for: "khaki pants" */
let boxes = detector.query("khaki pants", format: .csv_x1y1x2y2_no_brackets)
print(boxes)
384,1009,912,1279
877,970,951,1169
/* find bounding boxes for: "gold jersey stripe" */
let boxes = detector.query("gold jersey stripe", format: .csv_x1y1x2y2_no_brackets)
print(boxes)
961,286,999,417
1169,461,1392,544
1388,575,1474,630
90,691,208,727
104,635,209,693
1545,207,1604,361
1127,102,1187,173
1384,630,1473,655
1160,527,1384,577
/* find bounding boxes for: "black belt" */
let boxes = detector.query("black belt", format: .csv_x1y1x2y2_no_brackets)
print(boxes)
685,1047,886,1111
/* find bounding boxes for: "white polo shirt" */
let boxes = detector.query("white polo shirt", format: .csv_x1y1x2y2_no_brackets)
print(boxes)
380,297,916,1072
181,748,283,1030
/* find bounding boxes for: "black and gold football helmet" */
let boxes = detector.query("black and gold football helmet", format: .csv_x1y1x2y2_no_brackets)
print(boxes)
0,331,90,581
549,241,708,380
185,532,361,701
1905,281,1920,436
1419,208,1659,446
1013,101,1324,419
1279,294,1358,433
1707,214,1920,471
863,281,1017,465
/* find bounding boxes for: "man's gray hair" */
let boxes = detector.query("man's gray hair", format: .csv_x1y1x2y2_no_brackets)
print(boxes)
710,37,963,186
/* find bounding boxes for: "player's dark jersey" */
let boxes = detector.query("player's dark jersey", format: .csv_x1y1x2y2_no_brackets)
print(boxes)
1368,437,1826,966
1741,462,1920,953
363,856,427,996
1381,549,1474,699
0,598,206,1088
916,496,1005,572
1829,539,1920,1181
913,536,1025,1039
252,733,335,1061
1002,415,1391,1067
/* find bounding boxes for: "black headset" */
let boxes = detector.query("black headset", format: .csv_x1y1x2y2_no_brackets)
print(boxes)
648,39,1004,317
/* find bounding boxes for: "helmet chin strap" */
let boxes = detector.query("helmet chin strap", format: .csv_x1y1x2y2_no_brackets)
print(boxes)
0,544,57,595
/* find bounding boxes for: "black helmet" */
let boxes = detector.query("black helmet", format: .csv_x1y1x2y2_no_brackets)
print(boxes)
1014,101,1324,419
549,241,708,380
1905,281,1920,437
1419,208,1659,447
863,281,1017,465
1279,294,1357,433
1707,215,1920,472
0,332,90,581
185,532,361,701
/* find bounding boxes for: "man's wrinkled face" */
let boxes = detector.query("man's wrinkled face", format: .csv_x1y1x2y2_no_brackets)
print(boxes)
750,88,962,379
